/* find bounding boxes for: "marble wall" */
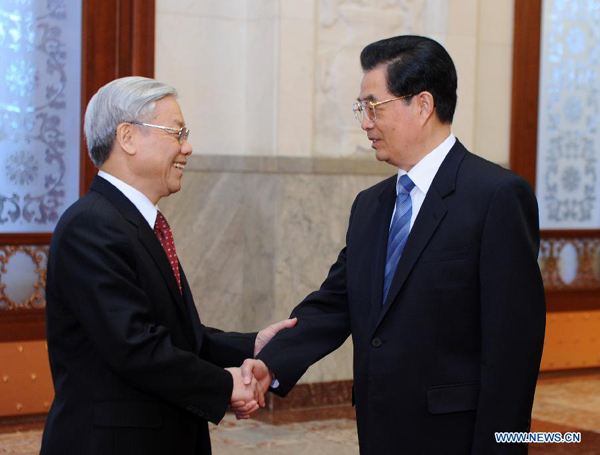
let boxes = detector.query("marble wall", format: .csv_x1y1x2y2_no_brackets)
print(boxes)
155,0,517,383
159,158,391,383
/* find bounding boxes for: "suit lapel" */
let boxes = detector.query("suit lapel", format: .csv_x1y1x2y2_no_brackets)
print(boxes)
374,140,467,329
91,176,190,326
180,268,202,353
138,226,200,351
369,177,397,324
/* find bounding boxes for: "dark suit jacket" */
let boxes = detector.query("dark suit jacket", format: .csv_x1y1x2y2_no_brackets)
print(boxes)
41,176,255,455
258,140,546,455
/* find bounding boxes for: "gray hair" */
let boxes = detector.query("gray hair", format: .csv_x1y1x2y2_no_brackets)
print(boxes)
84,76,178,167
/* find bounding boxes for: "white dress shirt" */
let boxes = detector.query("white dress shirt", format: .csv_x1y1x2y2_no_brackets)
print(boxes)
391,133,456,230
97,170,158,229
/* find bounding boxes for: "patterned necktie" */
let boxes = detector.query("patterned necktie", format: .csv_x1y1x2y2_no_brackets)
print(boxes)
383,174,415,305
154,211,182,294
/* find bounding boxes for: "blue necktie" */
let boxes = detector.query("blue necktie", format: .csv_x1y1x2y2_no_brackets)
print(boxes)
383,174,415,305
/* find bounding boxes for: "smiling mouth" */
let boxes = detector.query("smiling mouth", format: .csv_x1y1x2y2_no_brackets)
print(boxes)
174,163,185,170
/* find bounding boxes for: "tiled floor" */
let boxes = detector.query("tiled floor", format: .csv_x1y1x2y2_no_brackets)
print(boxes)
0,417,359,455
211,417,359,454
527,370,600,454
1,371,598,454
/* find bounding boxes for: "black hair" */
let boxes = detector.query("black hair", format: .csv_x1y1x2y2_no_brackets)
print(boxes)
360,35,457,124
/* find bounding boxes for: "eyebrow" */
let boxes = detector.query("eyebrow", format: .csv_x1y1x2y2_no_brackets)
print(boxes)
173,119,185,127
358,94,377,102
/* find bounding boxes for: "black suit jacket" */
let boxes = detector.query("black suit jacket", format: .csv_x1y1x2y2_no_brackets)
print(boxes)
258,140,546,454
41,176,255,455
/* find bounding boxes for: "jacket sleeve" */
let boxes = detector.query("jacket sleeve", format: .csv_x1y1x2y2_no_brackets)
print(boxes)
200,326,257,368
472,176,546,454
255,195,360,396
52,210,234,424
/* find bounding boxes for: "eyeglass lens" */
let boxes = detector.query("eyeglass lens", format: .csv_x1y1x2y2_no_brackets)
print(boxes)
353,102,375,122
179,128,190,144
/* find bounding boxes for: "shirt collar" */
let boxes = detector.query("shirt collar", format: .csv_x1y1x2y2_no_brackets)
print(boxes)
397,133,456,195
97,170,158,228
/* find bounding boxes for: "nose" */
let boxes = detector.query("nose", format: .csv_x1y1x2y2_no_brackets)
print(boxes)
361,115,374,131
181,138,193,155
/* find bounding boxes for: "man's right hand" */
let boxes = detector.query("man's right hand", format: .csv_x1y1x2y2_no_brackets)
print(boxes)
241,359,272,392
225,367,264,419
230,359,273,420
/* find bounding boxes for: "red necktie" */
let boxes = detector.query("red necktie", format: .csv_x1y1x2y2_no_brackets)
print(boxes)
154,211,182,293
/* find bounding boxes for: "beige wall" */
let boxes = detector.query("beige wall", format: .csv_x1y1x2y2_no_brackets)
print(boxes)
156,0,514,165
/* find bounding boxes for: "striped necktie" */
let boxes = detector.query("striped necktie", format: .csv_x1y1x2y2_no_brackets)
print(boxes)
382,174,415,305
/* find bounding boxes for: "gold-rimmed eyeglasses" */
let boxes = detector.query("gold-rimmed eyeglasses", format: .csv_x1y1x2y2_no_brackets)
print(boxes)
131,121,190,144
352,94,413,123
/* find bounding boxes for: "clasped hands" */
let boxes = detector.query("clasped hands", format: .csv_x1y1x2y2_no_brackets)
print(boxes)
226,317,297,419
226,359,272,419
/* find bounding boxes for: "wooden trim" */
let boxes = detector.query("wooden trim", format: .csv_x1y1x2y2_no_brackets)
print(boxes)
509,0,542,187
0,234,51,245
80,0,156,195
541,230,600,239
117,0,155,79
0,414,47,434
546,290,600,312
0,309,46,342
80,0,118,195
538,367,600,380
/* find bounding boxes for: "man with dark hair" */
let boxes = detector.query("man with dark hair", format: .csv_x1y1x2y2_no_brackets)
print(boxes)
240,36,546,454
41,76,295,455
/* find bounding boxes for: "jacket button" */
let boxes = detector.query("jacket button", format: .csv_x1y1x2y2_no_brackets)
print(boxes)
371,337,382,348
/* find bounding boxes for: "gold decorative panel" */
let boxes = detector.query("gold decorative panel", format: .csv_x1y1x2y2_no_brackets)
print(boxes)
0,246,48,311
539,236,600,290
540,311,600,371
0,340,54,417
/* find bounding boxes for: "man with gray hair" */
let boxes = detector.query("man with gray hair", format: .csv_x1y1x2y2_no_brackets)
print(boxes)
41,76,295,455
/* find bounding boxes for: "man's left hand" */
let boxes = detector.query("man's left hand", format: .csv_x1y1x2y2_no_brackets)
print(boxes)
254,317,297,357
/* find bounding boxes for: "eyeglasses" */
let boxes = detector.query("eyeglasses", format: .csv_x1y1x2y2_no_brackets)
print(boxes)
352,94,413,123
130,121,190,144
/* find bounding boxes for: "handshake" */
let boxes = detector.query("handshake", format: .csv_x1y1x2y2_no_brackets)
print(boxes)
225,317,297,419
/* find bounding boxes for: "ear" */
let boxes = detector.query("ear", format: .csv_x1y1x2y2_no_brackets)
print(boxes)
115,122,137,156
417,91,435,124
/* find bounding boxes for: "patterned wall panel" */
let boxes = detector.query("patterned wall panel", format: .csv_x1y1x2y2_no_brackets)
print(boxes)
536,0,600,230
539,235,600,290
0,245,48,310
0,0,82,233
